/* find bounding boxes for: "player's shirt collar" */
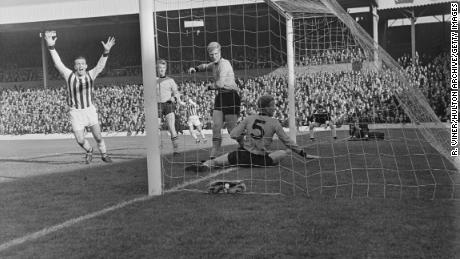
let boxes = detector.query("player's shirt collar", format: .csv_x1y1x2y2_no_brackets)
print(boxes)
74,71,88,78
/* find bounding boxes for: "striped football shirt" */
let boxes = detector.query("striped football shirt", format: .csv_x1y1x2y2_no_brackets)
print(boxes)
185,99,199,118
49,49,108,109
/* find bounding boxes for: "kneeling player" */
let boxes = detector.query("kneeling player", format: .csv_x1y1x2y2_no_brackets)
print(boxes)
309,105,337,141
184,96,207,144
186,95,319,172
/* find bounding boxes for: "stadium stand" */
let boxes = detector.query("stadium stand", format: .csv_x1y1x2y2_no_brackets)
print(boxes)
0,51,450,135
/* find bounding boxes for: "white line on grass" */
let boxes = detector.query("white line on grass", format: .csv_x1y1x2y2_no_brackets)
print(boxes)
165,167,237,193
3,152,75,160
0,167,237,253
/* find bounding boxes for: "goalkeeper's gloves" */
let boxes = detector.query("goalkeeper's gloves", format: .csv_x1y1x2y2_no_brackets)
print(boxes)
208,180,246,194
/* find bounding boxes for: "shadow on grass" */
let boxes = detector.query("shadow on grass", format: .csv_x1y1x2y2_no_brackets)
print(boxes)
1,191,459,258
0,158,149,244
1,128,459,257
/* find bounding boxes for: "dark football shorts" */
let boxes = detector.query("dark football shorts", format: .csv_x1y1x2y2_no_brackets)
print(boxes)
312,113,330,124
228,149,274,167
214,90,241,116
158,101,175,117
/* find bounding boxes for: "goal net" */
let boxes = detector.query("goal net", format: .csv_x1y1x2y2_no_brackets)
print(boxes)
154,0,459,198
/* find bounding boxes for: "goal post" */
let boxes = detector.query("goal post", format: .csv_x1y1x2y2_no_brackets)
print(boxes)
286,16,297,142
152,0,458,198
264,0,297,141
318,0,458,168
139,0,162,196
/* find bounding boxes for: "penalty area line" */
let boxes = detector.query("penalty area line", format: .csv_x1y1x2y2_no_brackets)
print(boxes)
0,195,151,253
3,151,76,160
0,167,237,253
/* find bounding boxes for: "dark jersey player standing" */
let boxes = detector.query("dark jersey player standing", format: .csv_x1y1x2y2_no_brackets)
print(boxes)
188,42,243,158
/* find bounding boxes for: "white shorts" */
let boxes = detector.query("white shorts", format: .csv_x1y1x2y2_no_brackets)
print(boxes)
187,115,201,128
69,105,99,132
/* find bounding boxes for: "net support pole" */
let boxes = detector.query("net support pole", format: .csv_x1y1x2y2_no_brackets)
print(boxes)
410,8,416,64
40,33,48,89
139,0,162,196
372,4,379,68
286,16,297,142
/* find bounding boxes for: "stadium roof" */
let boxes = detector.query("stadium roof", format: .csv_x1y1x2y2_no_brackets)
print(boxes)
339,0,377,8
0,0,449,30
376,0,452,10
0,0,374,26
376,0,451,20
267,0,332,18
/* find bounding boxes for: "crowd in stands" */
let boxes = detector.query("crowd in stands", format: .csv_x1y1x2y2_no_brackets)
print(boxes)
0,46,365,83
0,87,70,135
397,52,450,122
0,60,142,83
297,47,367,66
0,50,450,135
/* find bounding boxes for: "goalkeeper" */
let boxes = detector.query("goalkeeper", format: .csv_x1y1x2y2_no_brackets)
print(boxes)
308,104,337,141
349,113,369,140
186,95,319,172
188,42,242,158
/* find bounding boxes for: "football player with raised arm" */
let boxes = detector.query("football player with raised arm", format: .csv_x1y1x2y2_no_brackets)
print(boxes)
44,31,115,164
186,95,319,172
188,42,242,158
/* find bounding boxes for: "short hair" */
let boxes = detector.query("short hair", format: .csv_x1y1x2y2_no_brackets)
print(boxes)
156,59,167,67
207,42,221,53
257,95,275,109
74,56,86,62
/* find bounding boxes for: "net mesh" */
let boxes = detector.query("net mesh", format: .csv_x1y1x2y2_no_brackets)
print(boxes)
154,0,459,199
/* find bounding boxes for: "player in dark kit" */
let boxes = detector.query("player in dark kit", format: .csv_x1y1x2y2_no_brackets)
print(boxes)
188,42,242,158
349,112,369,140
156,59,185,154
186,95,319,172
308,105,337,141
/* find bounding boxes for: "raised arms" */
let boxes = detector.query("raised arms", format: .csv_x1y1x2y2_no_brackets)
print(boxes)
43,31,72,79
89,36,116,79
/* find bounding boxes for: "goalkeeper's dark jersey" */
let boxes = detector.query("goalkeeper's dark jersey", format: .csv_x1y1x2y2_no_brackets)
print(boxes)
230,114,302,155
310,108,331,124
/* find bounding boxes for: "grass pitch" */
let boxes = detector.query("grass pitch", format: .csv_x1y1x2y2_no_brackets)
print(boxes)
0,130,459,258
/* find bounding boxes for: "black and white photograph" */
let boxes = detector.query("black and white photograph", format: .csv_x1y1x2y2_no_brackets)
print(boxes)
0,0,458,257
